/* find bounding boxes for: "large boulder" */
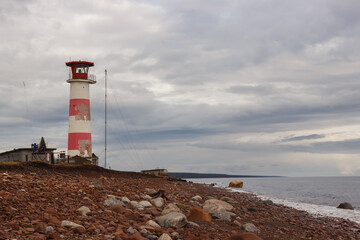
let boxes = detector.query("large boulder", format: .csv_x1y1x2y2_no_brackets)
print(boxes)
203,204,232,222
204,199,234,212
337,202,354,210
188,206,212,222
156,212,188,228
228,180,243,188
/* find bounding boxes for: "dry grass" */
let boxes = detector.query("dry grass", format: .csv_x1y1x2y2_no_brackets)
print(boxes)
0,161,21,165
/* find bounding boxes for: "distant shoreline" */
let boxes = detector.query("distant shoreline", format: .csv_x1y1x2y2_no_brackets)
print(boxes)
168,172,283,178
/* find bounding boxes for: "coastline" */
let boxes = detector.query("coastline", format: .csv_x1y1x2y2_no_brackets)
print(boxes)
189,177,360,224
0,163,359,239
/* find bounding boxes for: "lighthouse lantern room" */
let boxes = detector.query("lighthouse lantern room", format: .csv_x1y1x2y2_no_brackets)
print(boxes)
66,61,96,159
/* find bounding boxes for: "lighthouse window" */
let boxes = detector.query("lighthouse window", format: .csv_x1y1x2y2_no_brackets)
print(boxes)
75,66,88,73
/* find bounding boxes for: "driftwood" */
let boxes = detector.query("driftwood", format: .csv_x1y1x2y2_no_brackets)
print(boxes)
150,190,168,200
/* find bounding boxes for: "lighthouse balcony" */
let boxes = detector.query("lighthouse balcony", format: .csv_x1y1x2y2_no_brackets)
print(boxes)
67,73,96,84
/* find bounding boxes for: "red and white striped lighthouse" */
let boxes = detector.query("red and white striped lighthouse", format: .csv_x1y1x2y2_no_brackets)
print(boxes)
66,61,96,158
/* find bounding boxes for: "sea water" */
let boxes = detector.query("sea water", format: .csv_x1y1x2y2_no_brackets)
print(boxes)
187,177,360,224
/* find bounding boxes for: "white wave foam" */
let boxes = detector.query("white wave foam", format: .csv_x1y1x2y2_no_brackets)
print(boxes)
229,188,360,224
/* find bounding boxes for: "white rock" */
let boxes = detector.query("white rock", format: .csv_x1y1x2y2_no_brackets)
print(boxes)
161,203,181,215
103,197,123,207
171,232,179,238
121,197,130,203
142,194,153,200
152,197,164,208
188,221,200,227
158,233,172,240
127,226,138,234
203,204,232,222
139,200,152,208
241,223,260,233
145,188,157,195
77,206,91,216
204,199,234,212
146,220,161,229
156,212,188,228
191,195,202,202
60,220,84,229
130,201,139,208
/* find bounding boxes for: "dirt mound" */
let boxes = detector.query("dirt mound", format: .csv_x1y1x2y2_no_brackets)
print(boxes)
0,161,150,179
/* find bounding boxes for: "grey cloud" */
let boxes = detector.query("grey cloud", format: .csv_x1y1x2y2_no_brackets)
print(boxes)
282,134,325,142
1,0,360,176
284,138,360,154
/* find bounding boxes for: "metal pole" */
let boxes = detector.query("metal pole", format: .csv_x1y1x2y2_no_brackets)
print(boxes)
105,69,107,169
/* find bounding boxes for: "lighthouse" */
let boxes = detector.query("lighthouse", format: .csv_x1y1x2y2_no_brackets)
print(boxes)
66,61,96,159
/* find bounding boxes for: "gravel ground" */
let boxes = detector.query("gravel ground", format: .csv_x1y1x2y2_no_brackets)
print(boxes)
0,162,359,240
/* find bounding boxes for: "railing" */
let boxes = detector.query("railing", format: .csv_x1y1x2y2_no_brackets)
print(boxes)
88,74,96,81
68,73,96,81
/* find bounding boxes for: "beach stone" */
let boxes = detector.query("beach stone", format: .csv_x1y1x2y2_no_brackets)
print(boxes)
226,232,263,240
262,200,274,205
241,223,260,233
73,226,86,234
188,221,200,227
89,181,102,187
121,197,131,203
60,220,85,230
152,197,164,208
139,200,152,208
127,226,138,234
147,235,158,240
171,232,180,238
77,206,90,216
110,204,125,213
45,226,54,233
204,199,234,212
248,207,257,212
158,233,172,240
146,220,161,228
145,188,157,195
142,194,153,200
337,202,354,210
103,197,123,207
203,204,231,222
191,195,202,202
220,196,236,204
156,212,188,228
34,222,46,233
161,203,181,215
229,180,243,188
188,206,212,222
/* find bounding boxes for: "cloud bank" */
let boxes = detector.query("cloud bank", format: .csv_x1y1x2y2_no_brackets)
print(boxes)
1,0,360,176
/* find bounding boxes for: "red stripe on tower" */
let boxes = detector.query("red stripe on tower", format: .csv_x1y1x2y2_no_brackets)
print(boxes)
69,99,91,120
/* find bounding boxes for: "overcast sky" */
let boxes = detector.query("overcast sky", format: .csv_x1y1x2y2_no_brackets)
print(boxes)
1,0,360,176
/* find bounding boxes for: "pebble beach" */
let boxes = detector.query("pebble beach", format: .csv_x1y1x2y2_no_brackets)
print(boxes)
0,162,359,240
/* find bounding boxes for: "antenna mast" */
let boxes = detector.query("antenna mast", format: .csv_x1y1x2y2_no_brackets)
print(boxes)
105,69,107,169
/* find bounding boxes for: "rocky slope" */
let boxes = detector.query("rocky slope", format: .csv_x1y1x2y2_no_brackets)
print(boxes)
0,162,359,240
